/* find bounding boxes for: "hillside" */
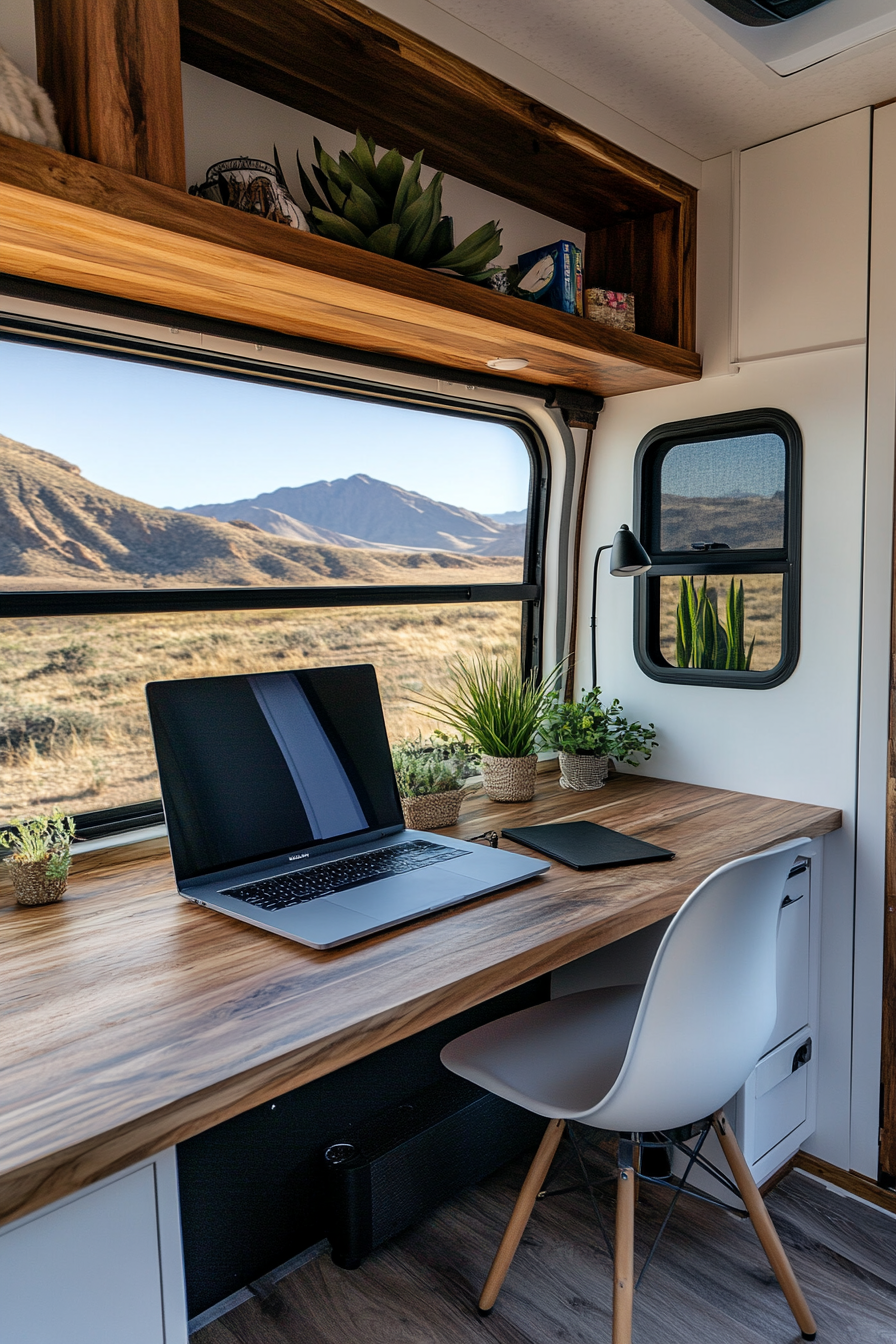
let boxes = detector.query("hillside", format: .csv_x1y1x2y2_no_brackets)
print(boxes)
0,435,521,587
660,493,784,551
183,473,526,555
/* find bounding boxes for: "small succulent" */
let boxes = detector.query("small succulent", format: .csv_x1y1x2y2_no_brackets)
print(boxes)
296,132,503,282
391,733,480,798
3,807,76,881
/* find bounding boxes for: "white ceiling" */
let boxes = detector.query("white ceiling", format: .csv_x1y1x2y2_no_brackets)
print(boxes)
425,0,896,158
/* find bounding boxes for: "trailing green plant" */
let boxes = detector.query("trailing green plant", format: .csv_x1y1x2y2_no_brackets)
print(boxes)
390,733,480,798
540,687,656,764
413,657,562,758
675,576,756,671
295,132,503,281
3,808,76,881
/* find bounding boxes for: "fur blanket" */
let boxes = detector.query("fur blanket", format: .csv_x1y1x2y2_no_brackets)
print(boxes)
0,46,62,149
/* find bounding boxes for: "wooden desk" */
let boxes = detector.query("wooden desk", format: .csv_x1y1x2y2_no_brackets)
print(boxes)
0,772,840,1230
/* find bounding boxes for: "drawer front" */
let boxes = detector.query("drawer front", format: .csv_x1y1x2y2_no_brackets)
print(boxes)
753,1030,812,1161
771,889,810,1048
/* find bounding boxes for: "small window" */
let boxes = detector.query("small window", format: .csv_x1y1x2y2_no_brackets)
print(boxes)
634,409,801,688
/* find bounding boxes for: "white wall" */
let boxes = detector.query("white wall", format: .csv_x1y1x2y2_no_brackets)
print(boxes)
578,110,873,1171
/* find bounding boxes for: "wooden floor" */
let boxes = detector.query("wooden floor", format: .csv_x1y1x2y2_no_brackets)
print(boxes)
194,1140,896,1344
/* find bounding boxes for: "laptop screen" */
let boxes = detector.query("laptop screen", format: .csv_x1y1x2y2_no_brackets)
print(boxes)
146,665,403,881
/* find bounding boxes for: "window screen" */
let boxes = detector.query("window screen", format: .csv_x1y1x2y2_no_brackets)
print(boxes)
634,410,800,688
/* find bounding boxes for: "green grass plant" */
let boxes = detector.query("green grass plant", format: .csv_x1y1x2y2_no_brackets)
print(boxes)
414,655,559,758
3,807,76,880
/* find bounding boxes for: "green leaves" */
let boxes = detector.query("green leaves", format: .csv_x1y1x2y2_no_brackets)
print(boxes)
412,656,561,759
296,133,502,281
2,807,75,865
390,734,480,798
674,577,756,671
539,687,656,764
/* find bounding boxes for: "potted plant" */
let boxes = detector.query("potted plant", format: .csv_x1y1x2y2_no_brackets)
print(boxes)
415,656,558,803
391,733,480,829
4,808,76,906
540,687,657,791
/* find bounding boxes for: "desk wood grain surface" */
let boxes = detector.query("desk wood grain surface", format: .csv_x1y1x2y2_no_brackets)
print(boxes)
0,773,839,1228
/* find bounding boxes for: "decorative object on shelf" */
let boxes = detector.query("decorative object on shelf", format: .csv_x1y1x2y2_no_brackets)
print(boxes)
190,154,308,229
586,287,636,332
0,45,63,150
674,575,756,670
4,808,76,906
591,524,652,687
413,656,560,803
391,734,480,830
540,687,656,791
514,241,580,313
296,131,502,282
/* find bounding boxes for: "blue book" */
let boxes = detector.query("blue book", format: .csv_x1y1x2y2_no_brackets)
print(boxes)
516,240,578,314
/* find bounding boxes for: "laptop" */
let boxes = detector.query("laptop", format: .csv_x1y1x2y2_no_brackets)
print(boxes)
145,664,550,949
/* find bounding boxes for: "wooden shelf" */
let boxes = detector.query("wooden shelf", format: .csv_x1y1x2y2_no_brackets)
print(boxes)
0,135,700,397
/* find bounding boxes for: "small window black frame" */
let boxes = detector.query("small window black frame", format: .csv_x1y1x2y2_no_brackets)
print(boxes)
633,407,801,689
0,308,549,838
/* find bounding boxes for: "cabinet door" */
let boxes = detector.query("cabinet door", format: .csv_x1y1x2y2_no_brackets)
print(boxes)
0,1166,165,1344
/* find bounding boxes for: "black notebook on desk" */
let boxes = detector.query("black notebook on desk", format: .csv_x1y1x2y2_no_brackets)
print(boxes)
501,821,675,871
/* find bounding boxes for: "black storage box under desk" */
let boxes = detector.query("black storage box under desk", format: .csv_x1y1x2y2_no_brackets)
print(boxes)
323,1075,544,1268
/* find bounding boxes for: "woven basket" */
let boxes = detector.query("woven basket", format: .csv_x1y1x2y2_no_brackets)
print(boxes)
559,752,610,792
8,857,68,906
401,790,464,830
480,754,538,803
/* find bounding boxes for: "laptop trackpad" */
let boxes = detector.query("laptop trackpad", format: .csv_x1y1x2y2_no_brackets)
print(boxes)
329,869,483,920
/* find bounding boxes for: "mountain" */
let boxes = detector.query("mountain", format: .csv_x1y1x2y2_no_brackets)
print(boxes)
488,509,528,526
0,435,516,587
182,474,525,556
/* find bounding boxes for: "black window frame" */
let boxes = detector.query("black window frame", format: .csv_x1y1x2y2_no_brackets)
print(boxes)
0,309,549,839
633,407,801,689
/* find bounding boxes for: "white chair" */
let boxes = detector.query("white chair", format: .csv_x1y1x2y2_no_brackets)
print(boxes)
441,838,817,1343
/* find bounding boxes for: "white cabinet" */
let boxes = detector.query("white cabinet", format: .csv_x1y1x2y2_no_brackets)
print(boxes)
0,1150,187,1344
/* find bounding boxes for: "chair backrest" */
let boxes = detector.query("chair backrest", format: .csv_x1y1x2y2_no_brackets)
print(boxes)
588,838,810,1134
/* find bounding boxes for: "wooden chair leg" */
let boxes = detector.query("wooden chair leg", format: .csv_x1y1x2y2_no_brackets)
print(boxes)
713,1111,817,1341
613,1143,636,1344
478,1117,566,1314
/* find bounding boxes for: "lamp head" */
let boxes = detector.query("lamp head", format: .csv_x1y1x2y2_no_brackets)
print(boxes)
609,524,652,577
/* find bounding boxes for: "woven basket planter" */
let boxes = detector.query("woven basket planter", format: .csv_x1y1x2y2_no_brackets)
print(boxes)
401,790,465,830
8,857,68,906
480,754,538,803
558,752,610,792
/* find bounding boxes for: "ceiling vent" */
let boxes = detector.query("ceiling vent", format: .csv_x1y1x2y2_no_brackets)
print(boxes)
679,0,896,73
704,0,830,26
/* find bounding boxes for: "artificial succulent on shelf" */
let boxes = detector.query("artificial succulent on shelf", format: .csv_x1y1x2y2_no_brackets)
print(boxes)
296,132,503,282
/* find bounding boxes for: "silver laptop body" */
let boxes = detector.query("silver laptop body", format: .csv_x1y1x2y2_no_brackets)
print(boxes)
146,664,549,949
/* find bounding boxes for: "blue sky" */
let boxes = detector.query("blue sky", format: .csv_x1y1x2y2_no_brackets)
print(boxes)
0,341,531,516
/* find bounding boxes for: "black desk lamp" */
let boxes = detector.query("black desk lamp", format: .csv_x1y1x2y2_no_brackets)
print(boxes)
590,524,652,688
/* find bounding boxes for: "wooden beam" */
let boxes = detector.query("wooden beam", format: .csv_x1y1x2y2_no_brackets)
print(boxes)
34,0,185,189
178,0,692,233
880,466,896,1182
0,136,701,398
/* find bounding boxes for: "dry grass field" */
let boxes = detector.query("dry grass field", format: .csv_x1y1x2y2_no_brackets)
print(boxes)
657,574,783,671
0,598,521,822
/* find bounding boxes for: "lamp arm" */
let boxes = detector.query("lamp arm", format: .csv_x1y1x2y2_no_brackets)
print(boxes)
590,544,612,690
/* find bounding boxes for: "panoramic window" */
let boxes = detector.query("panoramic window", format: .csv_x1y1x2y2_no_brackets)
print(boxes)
0,336,540,831
634,409,801,688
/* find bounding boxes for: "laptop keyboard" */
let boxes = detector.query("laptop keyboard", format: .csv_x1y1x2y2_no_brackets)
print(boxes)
222,840,460,911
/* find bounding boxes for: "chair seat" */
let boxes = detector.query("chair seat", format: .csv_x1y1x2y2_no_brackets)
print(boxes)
440,985,644,1120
